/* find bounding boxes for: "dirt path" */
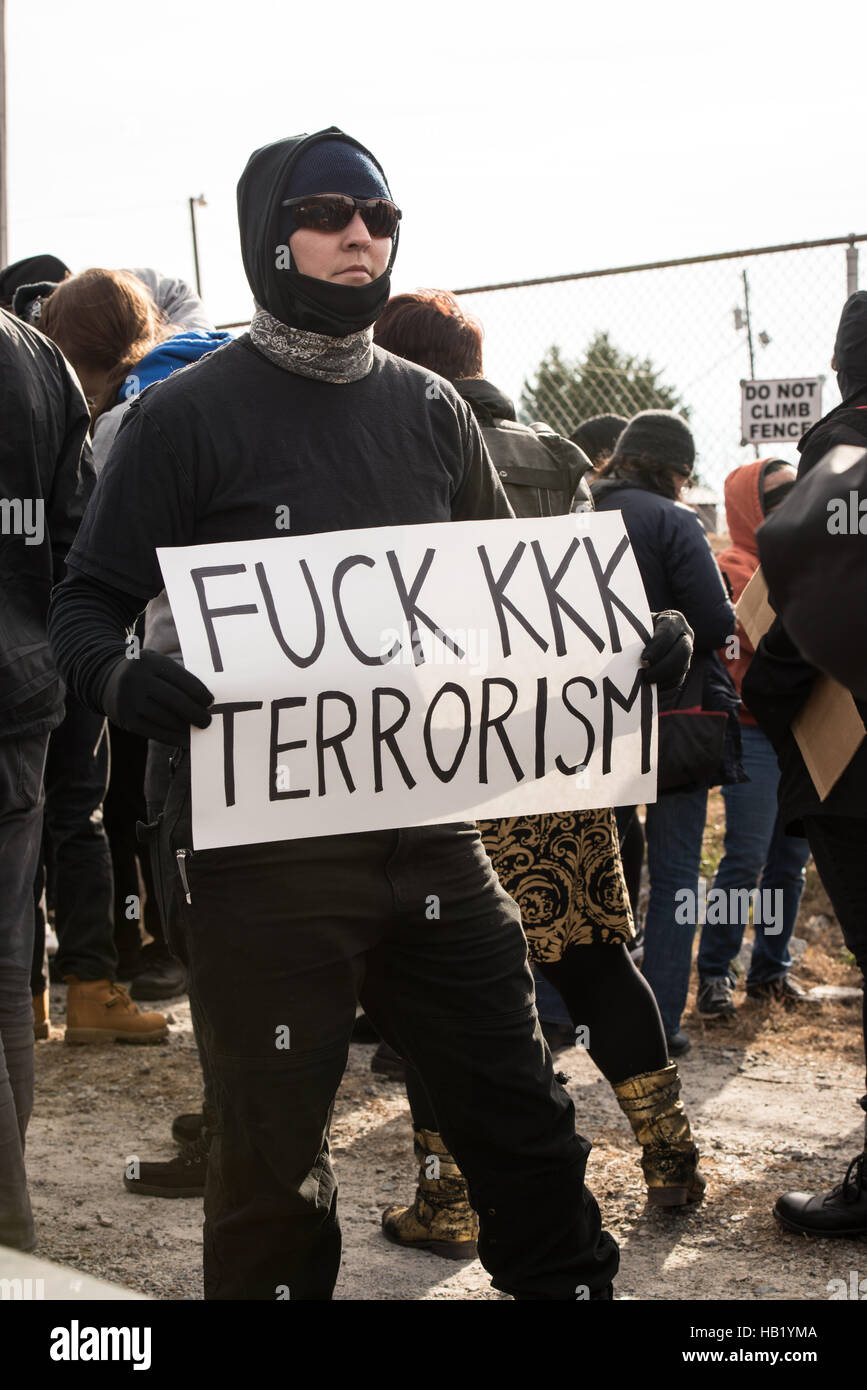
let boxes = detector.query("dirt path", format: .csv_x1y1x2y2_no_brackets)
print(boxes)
28,974,864,1301
25,793,863,1301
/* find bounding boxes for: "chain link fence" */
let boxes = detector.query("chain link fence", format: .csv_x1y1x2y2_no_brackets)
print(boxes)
452,235,863,498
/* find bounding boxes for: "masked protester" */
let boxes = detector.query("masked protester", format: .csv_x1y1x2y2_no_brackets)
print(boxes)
48,128,626,1301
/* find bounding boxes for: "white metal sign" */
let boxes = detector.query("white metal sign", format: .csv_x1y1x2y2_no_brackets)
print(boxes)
740,377,823,445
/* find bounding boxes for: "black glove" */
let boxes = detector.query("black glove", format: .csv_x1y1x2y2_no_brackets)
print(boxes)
101,649,214,746
640,610,694,691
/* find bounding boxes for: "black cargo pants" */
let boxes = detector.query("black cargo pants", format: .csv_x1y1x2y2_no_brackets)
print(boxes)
146,752,618,1301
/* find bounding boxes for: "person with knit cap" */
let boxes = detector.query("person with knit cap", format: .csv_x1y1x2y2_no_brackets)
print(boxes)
0,253,70,310
570,413,629,468
592,411,738,1054
695,460,811,1020
48,128,621,1301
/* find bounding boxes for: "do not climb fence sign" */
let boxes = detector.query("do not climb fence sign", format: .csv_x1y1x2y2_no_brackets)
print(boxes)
157,512,658,849
740,376,823,445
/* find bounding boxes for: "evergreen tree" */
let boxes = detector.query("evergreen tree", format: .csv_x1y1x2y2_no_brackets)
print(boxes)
521,331,687,437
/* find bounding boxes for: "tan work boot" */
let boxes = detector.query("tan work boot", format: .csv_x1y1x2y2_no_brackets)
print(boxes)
613,1061,707,1207
32,989,50,1041
64,977,169,1045
382,1128,479,1260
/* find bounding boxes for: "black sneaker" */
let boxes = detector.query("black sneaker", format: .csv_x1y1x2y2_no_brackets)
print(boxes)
774,1153,867,1237
666,1029,691,1058
697,976,736,1019
171,1111,205,1145
124,1132,210,1197
130,943,186,1001
747,975,815,1009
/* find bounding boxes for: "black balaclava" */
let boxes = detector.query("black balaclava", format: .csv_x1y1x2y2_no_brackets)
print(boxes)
237,127,398,338
834,290,867,400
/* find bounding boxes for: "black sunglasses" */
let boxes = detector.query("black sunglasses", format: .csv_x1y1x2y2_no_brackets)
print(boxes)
281,193,402,239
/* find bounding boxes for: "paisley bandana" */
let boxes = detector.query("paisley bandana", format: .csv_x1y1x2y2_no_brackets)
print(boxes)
250,307,373,383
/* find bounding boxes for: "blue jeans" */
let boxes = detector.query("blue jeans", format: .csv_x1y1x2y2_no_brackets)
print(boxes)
698,724,810,987
641,785,709,1038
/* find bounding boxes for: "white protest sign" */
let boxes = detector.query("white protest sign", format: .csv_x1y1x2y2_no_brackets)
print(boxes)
740,377,823,445
157,512,658,850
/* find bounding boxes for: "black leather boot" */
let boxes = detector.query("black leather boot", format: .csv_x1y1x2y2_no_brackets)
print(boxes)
774,1101,867,1238
774,1153,867,1237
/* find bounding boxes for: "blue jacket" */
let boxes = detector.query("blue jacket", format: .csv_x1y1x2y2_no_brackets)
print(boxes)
591,478,735,652
124,330,233,398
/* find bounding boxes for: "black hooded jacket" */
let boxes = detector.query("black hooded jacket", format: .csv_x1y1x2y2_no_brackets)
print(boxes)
237,128,398,337
0,309,94,737
49,135,512,711
742,289,867,825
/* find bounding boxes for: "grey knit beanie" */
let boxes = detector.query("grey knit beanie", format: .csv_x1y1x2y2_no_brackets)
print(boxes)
611,410,695,476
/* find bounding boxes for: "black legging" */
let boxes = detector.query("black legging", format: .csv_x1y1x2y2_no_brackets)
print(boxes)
405,943,669,1132
614,807,645,925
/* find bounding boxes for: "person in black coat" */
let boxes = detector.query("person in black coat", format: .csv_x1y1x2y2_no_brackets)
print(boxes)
744,290,867,1239
48,128,623,1301
0,307,94,1248
592,413,737,1054
757,291,867,700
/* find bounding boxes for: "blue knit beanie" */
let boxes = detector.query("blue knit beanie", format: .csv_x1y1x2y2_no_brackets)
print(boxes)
281,138,391,239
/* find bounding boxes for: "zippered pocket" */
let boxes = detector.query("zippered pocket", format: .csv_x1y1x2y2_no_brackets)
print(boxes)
175,848,193,905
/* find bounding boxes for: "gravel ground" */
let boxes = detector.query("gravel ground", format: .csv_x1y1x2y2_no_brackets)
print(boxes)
26,795,866,1301
28,972,864,1302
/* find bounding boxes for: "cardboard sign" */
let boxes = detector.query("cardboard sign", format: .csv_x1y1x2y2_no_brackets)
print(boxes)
740,377,823,445
735,567,864,801
735,565,777,650
158,513,658,849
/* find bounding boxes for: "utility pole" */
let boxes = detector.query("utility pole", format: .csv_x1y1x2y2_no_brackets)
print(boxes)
846,233,859,297
735,270,761,457
188,194,206,298
741,268,756,380
0,0,8,268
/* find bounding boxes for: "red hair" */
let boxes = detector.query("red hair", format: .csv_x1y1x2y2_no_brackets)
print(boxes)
374,289,483,381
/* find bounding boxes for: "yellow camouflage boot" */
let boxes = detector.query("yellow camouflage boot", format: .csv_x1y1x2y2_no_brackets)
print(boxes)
613,1061,707,1207
382,1128,479,1260
64,978,169,1044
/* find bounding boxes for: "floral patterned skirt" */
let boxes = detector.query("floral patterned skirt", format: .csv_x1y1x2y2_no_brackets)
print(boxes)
477,806,634,963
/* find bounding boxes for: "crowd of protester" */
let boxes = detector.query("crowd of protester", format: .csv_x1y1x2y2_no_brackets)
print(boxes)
0,125,865,1298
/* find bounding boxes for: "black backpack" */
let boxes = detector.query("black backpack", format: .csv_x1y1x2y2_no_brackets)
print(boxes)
480,416,594,519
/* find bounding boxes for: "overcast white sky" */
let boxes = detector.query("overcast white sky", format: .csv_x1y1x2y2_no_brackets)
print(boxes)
6,0,864,326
